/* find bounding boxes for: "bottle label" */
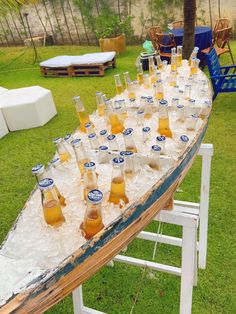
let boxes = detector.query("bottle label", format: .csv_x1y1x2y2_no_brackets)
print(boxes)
88,189,103,204
84,161,96,169
107,134,116,141
156,135,166,142
123,128,133,136
142,127,151,133
88,133,96,139
99,129,107,136
159,99,168,106
99,146,109,151
180,135,189,142
32,164,44,174
152,145,161,152
120,151,133,157
113,157,124,164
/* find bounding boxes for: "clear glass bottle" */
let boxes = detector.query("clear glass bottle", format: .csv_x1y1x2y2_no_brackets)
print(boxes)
156,55,162,70
157,100,173,138
71,138,90,177
169,70,177,87
151,65,158,84
190,57,200,76
64,133,73,145
184,84,192,101
123,71,131,89
177,134,189,150
144,98,153,119
176,104,185,122
123,128,138,153
83,161,98,202
186,114,198,131
96,91,105,116
32,163,66,206
142,126,151,143
176,45,182,67
154,79,164,101
73,96,92,133
108,157,129,205
114,74,123,95
148,145,161,170
148,56,155,76
107,134,119,151
88,133,100,150
80,189,104,240
127,81,136,99
120,151,135,178
143,74,151,89
53,138,71,163
106,100,125,134
156,135,166,154
119,99,128,119
38,178,65,227
199,100,211,119
136,109,144,126
189,47,199,66
98,145,109,163
84,122,95,135
136,63,144,85
171,53,177,71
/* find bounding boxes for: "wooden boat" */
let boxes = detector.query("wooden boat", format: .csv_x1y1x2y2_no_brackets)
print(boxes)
0,65,212,313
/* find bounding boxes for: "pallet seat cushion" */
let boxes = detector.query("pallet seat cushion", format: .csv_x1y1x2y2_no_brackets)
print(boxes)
0,109,9,138
40,51,116,68
0,86,57,131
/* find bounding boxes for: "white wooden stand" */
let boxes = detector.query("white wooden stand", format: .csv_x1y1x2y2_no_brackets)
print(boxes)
72,143,213,314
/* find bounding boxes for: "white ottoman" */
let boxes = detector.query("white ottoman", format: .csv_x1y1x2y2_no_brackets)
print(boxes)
0,86,57,131
0,109,9,138
0,87,8,95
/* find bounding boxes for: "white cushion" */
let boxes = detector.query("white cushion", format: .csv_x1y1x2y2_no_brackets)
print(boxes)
0,86,57,131
40,51,116,68
0,87,8,95
0,109,8,138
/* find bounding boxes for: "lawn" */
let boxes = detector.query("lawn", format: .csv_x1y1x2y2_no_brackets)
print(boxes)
0,43,235,314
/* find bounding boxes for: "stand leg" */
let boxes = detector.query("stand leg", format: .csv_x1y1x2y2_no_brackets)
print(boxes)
73,285,83,314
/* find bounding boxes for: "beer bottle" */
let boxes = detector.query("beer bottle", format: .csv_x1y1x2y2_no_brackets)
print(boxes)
38,178,65,227
176,104,185,122
53,138,71,163
123,72,131,89
156,135,166,154
107,134,119,151
151,65,158,84
157,100,173,138
119,99,128,119
176,45,182,67
144,98,153,119
142,126,151,143
32,163,66,206
143,74,151,89
120,151,135,178
83,162,98,202
88,133,100,150
154,79,164,101
73,96,92,133
156,55,163,70
127,81,136,99
98,145,109,164
114,74,123,95
106,100,125,134
136,63,144,85
189,47,199,66
81,189,104,240
96,91,105,116
108,157,129,205
148,145,161,170
84,122,95,135
148,56,154,76
171,53,177,72
169,70,177,87
71,138,90,177
123,128,138,153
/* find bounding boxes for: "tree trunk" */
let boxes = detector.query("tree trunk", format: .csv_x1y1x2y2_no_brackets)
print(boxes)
0,19,9,46
208,0,213,29
18,9,28,38
218,0,221,18
41,0,56,43
60,0,73,44
80,10,90,45
66,0,81,44
4,16,17,45
33,3,48,35
183,0,196,59
117,0,121,21
10,11,23,44
95,0,99,15
50,0,65,43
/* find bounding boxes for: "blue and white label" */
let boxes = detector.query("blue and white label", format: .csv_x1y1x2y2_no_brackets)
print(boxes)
120,151,133,157
107,134,116,141
142,127,150,133
156,135,166,142
123,128,133,136
151,145,161,152
38,178,54,190
159,99,168,106
113,157,124,165
88,133,96,139
32,164,44,174
177,104,184,109
71,138,81,147
180,135,189,143
87,189,103,204
99,145,108,151
99,129,107,136
84,161,96,169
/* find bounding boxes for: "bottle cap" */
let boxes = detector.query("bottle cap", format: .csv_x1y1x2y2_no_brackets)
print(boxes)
189,99,195,105
32,164,44,175
120,151,133,157
51,157,60,166
123,128,133,136
151,145,161,152
137,110,144,115
159,99,168,106
191,114,198,119
71,138,82,147
73,95,81,101
99,129,108,137
177,104,184,109
99,145,109,151
84,161,96,170
147,96,153,100
129,98,136,102
142,126,150,133
156,135,166,142
180,135,189,143
141,96,147,100
64,134,72,142
38,178,54,191
53,137,62,144
96,91,102,96
87,189,103,204
88,133,97,140
107,134,116,141
156,79,162,84
84,122,92,129
112,157,124,165
143,74,149,78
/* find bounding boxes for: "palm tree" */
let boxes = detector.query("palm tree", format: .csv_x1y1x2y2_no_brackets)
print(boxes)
182,0,196,59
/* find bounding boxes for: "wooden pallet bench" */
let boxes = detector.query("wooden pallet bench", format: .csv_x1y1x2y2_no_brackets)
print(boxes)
40,58,116,77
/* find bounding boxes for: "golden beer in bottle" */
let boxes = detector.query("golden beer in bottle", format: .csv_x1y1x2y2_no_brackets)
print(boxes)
114,74,123,95
157,100,173,138
148,145,161,170
74,96,92,133
106,100,125,134
123,72,131,89
109,157,129,205
53,138,71,163
71,139,90,177
123,128,138,153
136,63,144,85
177,45,182,67
39,178,65,227
81,189,104,240
120,151,135,178
83,162,98,202
96,91,105,116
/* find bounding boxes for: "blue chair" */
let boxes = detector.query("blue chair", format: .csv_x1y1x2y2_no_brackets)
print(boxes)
206,48,236,101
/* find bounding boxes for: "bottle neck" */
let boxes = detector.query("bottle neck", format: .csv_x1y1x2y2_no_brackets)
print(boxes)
159,105,168,118
112,164,124,181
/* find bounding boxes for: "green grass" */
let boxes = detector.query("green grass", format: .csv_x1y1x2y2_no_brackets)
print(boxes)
0,44,236,314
